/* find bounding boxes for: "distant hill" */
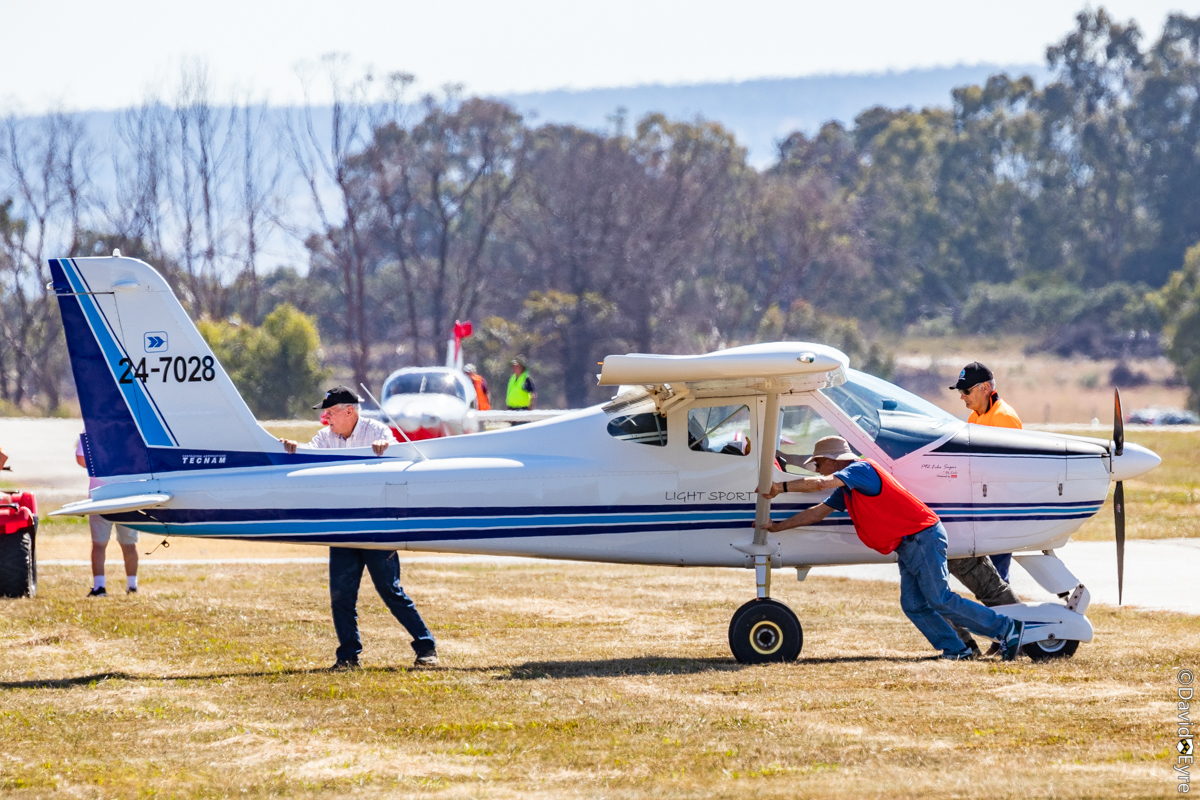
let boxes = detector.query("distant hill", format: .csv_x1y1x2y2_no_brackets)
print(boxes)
500,64,1047,167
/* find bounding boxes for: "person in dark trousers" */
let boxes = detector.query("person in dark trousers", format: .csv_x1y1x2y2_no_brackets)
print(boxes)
947,361,1024,656
762,436,1025,661
289,386,438,670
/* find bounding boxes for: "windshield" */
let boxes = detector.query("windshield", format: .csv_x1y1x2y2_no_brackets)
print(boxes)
820,369,961,459
383,371,468,402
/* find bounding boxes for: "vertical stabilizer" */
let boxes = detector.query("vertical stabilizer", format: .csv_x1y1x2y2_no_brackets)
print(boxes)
51,257,283,477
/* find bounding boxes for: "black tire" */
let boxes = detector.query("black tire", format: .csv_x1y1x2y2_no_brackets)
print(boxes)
728,598,803,664
1022,638,1080,661
0,531,35,598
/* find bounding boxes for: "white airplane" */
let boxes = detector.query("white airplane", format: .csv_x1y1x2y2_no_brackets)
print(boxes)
50,256,1161,663
371,366,483,440
367,366,565,441
362,324,563,440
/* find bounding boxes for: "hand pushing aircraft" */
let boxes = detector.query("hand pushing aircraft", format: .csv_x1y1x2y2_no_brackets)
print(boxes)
50,256,1161,663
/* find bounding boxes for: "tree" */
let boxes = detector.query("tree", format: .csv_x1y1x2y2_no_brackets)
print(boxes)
198,304,328,418
1156,243,1200,410
499,124,642,406
0,112,92,411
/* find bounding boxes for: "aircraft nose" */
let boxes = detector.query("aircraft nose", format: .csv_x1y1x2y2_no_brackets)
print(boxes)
1111,442,1162,481
420,414,441,429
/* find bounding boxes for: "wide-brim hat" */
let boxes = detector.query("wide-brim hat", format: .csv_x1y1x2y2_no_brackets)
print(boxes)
313,385,363,409
801,436,860,469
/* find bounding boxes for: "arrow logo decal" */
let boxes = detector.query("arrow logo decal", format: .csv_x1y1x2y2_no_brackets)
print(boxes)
144,332,168,353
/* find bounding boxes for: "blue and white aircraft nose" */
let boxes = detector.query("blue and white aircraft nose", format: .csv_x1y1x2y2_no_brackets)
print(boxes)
1111,442,1162,481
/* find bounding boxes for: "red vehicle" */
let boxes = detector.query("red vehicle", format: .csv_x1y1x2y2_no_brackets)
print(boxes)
0,489,37,597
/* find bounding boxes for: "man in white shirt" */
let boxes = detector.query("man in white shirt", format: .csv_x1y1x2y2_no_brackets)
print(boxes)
280,386,438,669
280,387,396,454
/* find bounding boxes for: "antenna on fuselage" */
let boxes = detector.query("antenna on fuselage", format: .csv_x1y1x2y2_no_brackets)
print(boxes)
360,383,428,462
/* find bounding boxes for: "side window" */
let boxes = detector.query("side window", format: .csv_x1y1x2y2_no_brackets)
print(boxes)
688,405,752,456
779,405,845,474
607,413,667,446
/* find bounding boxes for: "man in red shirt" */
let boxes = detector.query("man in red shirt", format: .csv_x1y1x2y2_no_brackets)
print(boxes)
763,436,1024,661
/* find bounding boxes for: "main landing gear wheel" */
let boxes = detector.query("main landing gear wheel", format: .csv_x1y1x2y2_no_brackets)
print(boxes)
1021,638,1080,661
728,598,802,664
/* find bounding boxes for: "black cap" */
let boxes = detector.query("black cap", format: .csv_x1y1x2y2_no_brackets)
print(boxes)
950,362,994,392
312,385,363,409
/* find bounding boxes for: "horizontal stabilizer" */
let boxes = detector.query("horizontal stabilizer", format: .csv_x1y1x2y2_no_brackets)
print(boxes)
50,493,172,517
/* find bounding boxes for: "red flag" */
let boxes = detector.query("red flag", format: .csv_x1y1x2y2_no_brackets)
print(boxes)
454,320,473,340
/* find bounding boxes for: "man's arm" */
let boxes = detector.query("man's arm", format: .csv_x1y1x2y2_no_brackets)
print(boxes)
759,475,844,499
765,502,835,533
369,418,397,456
281,427,331,455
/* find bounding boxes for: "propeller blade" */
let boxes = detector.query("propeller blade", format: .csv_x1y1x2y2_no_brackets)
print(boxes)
1114,480,1125,605
1114,387,1124,457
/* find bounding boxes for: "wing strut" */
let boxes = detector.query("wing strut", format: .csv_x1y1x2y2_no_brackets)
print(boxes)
751,390,783,599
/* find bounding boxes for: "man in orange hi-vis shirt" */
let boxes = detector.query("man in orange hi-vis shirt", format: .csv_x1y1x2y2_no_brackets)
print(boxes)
947,361,1023,656
955,361,1022,430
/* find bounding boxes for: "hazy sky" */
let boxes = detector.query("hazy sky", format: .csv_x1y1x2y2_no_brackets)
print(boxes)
5,0,1200,112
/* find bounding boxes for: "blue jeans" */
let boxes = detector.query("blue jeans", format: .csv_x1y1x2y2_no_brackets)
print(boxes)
895,523,1010,655
330,547,436,663
989,553,1013,583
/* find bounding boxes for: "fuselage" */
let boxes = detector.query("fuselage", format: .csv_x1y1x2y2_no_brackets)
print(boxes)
101,372,1157,568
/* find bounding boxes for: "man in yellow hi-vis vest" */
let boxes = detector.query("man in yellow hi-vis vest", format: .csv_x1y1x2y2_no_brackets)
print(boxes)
506,356,537,410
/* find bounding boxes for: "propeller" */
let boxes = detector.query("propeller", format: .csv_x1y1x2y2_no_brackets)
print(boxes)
1113,388,1125,605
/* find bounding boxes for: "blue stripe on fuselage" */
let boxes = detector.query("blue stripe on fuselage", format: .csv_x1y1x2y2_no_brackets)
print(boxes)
107,500,1103,545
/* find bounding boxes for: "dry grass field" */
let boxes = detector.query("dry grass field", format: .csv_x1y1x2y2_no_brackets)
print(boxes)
2,417,1196,798
896,336,1188,424
2,552,1196,799
1058,429,1200,542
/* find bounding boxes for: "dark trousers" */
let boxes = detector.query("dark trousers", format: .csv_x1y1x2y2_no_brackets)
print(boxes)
329,547,435,663
946,555,1020,651
989,553,1013,583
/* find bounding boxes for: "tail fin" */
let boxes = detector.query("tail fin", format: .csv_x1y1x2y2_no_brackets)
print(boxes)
51,256,282,477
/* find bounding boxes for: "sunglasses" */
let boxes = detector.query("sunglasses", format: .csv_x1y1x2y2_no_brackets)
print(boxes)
958,384,983,396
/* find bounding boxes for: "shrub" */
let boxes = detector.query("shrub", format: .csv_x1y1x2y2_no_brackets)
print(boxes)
198,304,328,419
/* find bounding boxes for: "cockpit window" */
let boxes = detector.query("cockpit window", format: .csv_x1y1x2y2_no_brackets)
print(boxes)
820,369,960,459
778,406,843,474
607,413,667,446
383,372,468,402
688,405,752,456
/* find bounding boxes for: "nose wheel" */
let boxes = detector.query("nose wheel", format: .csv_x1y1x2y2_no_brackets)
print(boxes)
728,598,803,664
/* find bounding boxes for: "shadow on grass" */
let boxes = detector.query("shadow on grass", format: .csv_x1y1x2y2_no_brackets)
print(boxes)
499,656,741,680
0,663,498,690
0,669,325,690
1,654,933,690
500,653,936,680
